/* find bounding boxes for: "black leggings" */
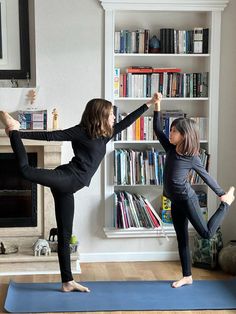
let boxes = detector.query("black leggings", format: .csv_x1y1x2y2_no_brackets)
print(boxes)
171,194,229,276
10,131,84,282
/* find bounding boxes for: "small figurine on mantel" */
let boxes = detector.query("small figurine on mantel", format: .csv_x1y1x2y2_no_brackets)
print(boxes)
0,242,18,254
26,89,37,105
52,108,59,130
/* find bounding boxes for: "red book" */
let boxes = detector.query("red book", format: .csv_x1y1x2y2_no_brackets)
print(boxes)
126,66,153,73
140,116,144,140
152,67,181,73
145,205,160,228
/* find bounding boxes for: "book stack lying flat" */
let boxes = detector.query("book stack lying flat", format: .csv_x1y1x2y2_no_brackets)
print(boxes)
18,110,47,130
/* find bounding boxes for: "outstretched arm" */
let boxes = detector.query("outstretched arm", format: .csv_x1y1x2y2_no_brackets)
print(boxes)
19,125,82,142
192,155,225,196
152,93,172,152
111,103,151,138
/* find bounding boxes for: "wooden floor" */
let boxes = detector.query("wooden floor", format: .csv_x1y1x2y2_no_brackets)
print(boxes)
0,261,235,314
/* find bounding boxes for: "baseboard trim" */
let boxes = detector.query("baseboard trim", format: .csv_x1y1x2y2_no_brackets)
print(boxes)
79,251,179,263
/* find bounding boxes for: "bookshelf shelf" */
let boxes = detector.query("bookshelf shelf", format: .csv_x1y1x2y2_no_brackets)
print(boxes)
100,0,227,238
115,53,210,57
114,140,208,144
115,97,209,101
104,225,195,238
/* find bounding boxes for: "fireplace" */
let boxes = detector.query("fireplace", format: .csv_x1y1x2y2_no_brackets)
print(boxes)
0,152,37,228
0,130,62,239
0,130,79,275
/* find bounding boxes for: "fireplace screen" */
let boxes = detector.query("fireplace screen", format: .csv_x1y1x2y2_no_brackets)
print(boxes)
0,153,37,227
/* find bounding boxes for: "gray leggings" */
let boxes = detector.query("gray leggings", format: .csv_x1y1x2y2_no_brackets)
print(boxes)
171,194,229,276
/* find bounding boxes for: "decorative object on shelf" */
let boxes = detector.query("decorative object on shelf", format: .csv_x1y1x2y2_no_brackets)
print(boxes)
48,227,58,242
11,78,19,88
26,89,37,105
52,108,59,130
48,233,78,254
149,35,160,53
218,240,236,275
48,241,58,253
18,109,47,130
70,235,79,254
33,239,51,256
0,242,18,254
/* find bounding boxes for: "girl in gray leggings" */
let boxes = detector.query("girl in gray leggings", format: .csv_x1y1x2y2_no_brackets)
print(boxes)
151,92,235,288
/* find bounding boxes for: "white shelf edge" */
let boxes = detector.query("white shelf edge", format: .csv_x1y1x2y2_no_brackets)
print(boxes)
113,140,208,144
114,183,206,187
114,184,162,187
115,53,210,57
104,225,195,238
114,97,209,101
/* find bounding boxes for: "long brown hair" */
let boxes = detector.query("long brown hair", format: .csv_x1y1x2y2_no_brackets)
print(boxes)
80,98,113,139
170,118,200,156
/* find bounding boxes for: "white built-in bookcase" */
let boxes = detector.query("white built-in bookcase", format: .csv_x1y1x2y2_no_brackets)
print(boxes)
99,0,229,238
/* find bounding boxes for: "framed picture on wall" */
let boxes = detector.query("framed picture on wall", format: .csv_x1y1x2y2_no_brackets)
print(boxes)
0,0,30,80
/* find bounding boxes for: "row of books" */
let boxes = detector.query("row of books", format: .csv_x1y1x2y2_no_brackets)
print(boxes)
115,29,150,54
114,147,210,186
114,191,163,229
114,108,155,141
189,148,210,185
114,107,208,142
160,27,209,54
114,27,209,54
114,68,208,98
113,190,208,230
18,110,47,130
161,110,208,141
114,148,166,186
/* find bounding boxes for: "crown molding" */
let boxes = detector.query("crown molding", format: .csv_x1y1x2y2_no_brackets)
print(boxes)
99,0,229,11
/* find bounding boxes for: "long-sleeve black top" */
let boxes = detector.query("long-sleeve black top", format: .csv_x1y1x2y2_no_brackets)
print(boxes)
153,111,225,201
19,104,149,187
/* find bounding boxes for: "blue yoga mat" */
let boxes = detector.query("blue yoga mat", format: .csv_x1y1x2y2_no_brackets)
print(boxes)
4,279,236,312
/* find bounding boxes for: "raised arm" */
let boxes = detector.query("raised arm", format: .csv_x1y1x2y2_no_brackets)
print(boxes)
112,103,151,137
19,125,82,142
152,93,172,152
192,155,225,197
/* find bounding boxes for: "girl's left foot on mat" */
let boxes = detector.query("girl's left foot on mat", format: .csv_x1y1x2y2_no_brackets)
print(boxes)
62,280,90,292
220,186,235,205
172,276,193,288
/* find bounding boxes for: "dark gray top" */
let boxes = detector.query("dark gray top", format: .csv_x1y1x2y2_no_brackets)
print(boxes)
153,111,224,201
19,104,149,187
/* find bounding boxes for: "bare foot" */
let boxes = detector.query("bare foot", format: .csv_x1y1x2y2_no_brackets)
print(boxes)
172,276,193,288
61,280,90,292
220,187,235,205
0,111,20,134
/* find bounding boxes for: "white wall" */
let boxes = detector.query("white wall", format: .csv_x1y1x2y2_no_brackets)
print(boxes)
0,0,235,261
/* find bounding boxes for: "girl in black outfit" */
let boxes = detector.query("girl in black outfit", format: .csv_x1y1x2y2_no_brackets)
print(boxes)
0,98,153,292
151,92,235,288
